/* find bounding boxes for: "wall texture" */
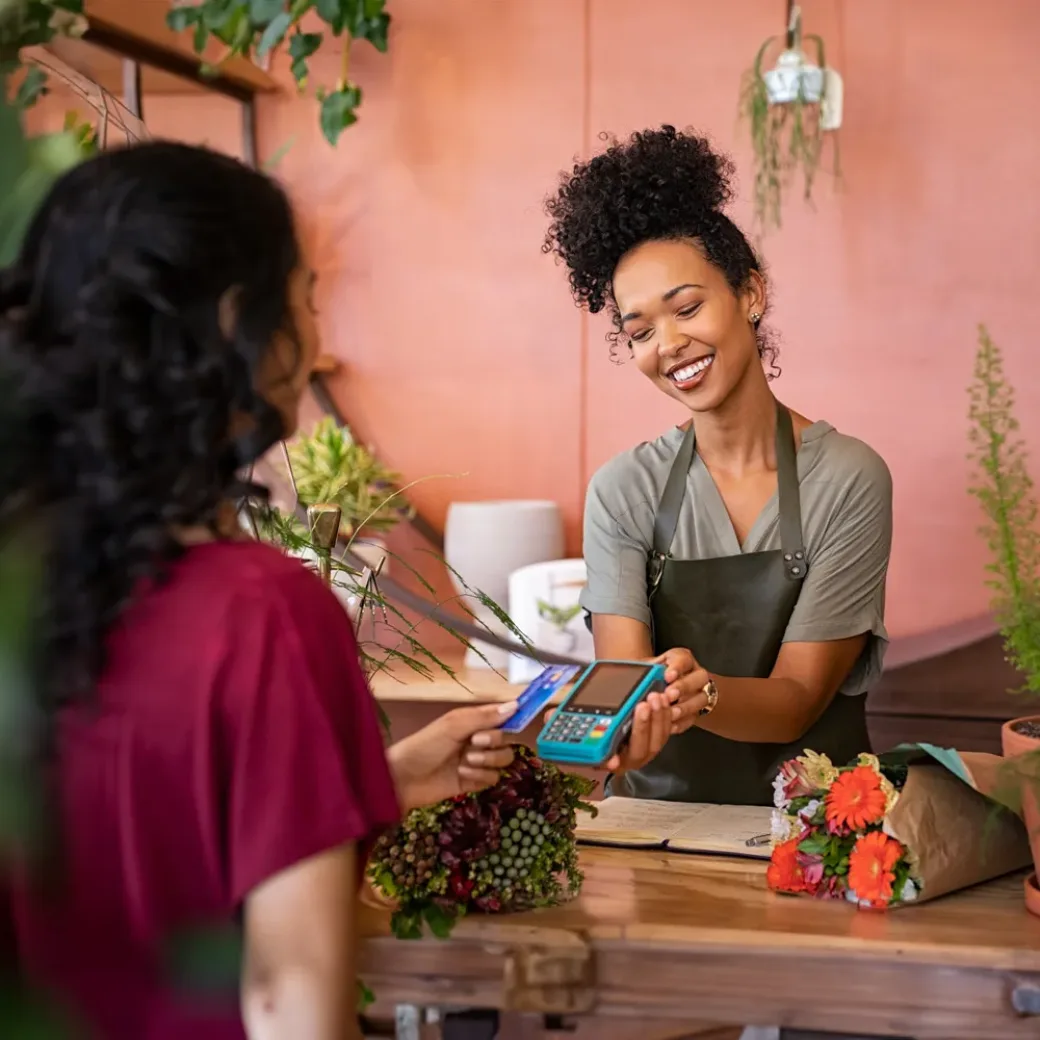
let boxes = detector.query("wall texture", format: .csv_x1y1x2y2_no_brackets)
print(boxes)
26,0,1040,646
256,0,1040,643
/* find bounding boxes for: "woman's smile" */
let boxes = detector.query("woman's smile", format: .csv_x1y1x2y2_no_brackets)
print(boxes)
665,352,715,391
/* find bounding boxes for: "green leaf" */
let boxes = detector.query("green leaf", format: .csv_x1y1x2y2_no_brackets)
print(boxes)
0,100,89,266
249,0,284,23
797,833,829,856
360,10,389,52
422,903,456,939
357,979,376,1011
314,0,347,33
193,20,209,53
166,6,201,32
319,84,361,145
390,909,423,940
256,9,292,57
14,65,47,109
288,29,322,58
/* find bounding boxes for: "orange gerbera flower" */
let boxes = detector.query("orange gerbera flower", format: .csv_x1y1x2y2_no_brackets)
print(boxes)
847,830,904,907
824,765,888,832
766,838,806,894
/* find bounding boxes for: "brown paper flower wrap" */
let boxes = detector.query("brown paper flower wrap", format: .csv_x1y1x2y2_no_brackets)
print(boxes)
768,744,1031,909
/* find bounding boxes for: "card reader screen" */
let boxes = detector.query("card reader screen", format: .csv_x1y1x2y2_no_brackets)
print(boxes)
568,662,653,712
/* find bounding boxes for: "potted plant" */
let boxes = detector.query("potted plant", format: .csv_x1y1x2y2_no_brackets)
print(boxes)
967,324,1040,915
286,416,414,576
738,2,842,233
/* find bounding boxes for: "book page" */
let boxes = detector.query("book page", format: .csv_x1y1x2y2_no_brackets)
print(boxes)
576,797,703,847
666,803,773,860
577,798,773,858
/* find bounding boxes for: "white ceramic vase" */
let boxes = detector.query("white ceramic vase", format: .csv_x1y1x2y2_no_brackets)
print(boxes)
443,500,564,670
507,558,594,684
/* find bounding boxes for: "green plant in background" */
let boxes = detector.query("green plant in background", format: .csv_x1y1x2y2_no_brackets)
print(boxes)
738,26,839,233
287,416,414,539
967,324,1040,694
167,0,390,146
0,89,91,266
536,600,581,630
0,0,88,108
253,499,532,688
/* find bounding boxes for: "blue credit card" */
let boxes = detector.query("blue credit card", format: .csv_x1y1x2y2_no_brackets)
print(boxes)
500,665,579,733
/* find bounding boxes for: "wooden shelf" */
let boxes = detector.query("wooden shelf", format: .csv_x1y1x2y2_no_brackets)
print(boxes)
82,0,278,98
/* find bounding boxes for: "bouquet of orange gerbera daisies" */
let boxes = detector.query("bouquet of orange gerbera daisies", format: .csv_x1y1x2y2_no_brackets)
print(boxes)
768,745,1033,909
768,751,918,908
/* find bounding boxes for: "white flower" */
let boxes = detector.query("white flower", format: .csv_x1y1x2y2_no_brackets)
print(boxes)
772,772,791,810
770,809,797,843
898,878,919,903
797,798,821,823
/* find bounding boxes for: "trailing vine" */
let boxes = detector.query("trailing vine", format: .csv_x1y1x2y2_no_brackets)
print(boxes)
738,28,840,233
167,0,390,145
967,324,1040,694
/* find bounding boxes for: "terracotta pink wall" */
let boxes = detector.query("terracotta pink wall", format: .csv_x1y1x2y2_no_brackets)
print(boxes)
254,0,1040,643
26,0,1040,644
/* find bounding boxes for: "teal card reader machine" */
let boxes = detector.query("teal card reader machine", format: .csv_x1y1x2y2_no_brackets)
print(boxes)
535,660,667,767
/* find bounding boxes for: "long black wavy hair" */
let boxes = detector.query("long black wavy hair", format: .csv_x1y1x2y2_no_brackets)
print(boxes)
543,125,779,373
0,141,300,724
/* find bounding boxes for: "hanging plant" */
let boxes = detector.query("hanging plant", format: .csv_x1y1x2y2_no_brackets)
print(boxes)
167,0,390,146
738,2,842,233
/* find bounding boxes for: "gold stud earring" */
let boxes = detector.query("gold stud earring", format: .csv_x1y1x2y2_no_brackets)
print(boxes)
749,311,762,325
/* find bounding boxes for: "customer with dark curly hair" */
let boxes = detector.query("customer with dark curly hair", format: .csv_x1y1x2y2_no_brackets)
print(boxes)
544,126,892,805
0,142,519,1040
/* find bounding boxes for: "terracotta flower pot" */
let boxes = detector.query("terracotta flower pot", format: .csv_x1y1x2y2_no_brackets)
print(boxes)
1001,715,1040,916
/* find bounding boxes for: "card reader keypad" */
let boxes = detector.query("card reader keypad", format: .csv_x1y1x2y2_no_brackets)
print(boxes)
546,713,603,743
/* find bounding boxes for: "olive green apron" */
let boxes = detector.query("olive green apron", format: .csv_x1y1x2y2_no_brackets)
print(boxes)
612,402,870,806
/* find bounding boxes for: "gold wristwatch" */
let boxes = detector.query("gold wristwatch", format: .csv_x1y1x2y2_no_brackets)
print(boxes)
698,678,719,717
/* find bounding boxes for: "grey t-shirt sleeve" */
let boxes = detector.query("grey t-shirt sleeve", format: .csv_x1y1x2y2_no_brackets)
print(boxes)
578,458,654,627
782,447,893,695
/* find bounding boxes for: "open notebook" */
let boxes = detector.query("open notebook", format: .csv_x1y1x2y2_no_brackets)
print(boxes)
576,797,774,860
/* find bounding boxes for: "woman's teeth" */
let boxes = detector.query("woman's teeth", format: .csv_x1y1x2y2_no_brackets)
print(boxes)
668,356,713,384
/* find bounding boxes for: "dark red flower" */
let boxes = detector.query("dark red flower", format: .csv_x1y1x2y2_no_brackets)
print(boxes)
450,873,474,900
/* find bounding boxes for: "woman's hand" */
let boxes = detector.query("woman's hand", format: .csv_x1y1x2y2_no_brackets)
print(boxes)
387,701,518,810
603,648,711,774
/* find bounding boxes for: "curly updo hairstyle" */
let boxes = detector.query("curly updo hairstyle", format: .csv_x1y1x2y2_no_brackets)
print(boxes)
0,142,300,725
543,125,778,371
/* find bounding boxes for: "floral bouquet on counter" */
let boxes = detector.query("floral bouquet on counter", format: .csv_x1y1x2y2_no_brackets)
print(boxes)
367,746,597,939
768,751,918,908
768,746,1033,909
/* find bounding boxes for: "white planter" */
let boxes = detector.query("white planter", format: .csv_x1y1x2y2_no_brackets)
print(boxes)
507,558,594,684
763,48,824,104
444,500,564,670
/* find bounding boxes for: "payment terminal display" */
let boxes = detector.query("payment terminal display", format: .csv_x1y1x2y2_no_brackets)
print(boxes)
535,660,666,767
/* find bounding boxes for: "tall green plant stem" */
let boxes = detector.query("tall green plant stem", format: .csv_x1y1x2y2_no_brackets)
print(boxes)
967,324,1040,694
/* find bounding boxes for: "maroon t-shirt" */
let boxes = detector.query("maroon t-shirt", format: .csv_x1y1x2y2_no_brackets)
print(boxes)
8,541,400,1039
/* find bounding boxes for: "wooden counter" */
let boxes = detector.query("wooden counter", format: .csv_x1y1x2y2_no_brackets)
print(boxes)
369,659,525,705
358,847,1040,1040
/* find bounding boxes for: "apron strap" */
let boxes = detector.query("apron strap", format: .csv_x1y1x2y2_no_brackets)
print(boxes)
652,420,697,559
650,400,807,583
774,401,807,581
